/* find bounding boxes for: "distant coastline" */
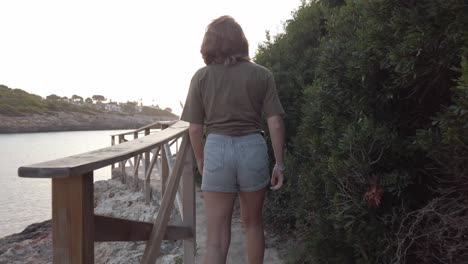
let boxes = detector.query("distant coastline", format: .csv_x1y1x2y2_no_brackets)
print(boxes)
0,84,179,133
0,112,178,133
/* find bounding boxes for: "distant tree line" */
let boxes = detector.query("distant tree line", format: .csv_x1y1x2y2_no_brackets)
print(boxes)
0,86,176,118
255,0,467,263
0,86,98,116
45,94,106,104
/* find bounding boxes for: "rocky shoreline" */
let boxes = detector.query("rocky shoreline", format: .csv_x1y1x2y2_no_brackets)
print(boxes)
0,112,178,133
0,179,183,264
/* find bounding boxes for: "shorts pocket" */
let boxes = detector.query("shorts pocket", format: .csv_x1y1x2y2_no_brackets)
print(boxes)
240,142,268,174
204,142,225,173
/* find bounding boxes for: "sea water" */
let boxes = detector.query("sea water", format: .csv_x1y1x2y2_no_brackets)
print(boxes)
0,129,132,237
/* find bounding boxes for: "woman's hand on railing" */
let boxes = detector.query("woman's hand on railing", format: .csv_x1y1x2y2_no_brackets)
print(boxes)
270,164,284,191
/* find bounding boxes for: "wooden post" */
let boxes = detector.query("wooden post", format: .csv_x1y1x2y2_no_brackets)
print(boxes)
121,160,126,184
163,143,182,214
133,154,141,190
182,144,196,263
111,136,115,173
144,147,159,204
154,149,160,174
118,134,124,172
52,172,94,264
134,132,138,175
161,146,169,196
144,128,150,195
156,153,162,194
145,147,159,204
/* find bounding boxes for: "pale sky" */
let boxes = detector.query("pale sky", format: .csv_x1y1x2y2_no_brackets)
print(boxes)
0,0,300,115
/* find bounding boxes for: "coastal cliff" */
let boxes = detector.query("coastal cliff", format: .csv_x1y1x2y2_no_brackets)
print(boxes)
0,112,178,133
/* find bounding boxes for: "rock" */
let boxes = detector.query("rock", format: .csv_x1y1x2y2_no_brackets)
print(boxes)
0,179,183,264
0,221,52,264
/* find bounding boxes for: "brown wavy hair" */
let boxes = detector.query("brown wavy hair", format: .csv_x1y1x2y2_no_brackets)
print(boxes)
201,16,250,65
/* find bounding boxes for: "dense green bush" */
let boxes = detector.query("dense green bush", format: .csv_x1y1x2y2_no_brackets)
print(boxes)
255,0,467,263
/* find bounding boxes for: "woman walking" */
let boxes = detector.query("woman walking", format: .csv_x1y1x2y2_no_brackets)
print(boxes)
181,16,285,264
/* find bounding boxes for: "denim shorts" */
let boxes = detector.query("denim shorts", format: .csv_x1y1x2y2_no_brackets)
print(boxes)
202,133,270,193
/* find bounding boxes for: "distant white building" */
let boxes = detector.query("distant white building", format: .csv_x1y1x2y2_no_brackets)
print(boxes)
105,103,120,112
94,101,106,110
105,102,121,112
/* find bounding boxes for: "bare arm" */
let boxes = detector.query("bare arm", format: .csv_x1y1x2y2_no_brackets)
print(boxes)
267,115,285,166
188,123,204,174
267,115,285,190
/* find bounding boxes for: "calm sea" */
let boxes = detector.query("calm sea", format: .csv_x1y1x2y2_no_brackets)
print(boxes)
0,130,132,237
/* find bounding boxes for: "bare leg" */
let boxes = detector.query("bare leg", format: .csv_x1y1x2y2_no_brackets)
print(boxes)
239,188,267,264
203,191,237,264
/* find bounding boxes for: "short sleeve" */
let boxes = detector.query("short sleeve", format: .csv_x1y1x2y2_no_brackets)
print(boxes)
262,74,285,118
180,73,204,124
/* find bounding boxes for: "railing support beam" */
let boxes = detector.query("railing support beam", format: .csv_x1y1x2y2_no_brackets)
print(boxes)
182,144,196,263
161,146,169,196
141,135,190,264
110,135,115,173
94,215,193,242
144,128,150,198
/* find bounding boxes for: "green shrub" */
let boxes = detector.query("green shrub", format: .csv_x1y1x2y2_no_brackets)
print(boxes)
255,0,467,263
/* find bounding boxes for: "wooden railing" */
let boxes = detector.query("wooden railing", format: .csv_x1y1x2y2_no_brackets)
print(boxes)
18,121,196,264
109,120,178,181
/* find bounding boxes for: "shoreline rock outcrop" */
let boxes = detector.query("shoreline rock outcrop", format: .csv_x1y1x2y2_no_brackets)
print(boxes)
0,112,178,133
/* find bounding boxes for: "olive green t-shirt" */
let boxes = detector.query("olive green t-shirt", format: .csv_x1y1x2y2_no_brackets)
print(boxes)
181,61,284,136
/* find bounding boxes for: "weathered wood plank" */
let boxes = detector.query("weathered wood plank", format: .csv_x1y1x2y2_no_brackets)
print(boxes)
141,135,190,264
182,145,196,263
145,147,160,204
18,121,188,178
121,160,126,184
94,215,193,241
144,128,150,196
133,154,141,190
52,172,94,264
111,136,115,171
161,146,169,196
143,150,158,181
163,143,183,215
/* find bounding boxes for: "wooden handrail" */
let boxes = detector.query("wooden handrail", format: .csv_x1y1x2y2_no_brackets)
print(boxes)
110,120,177,137
17,120,196,264
18,121,188,179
